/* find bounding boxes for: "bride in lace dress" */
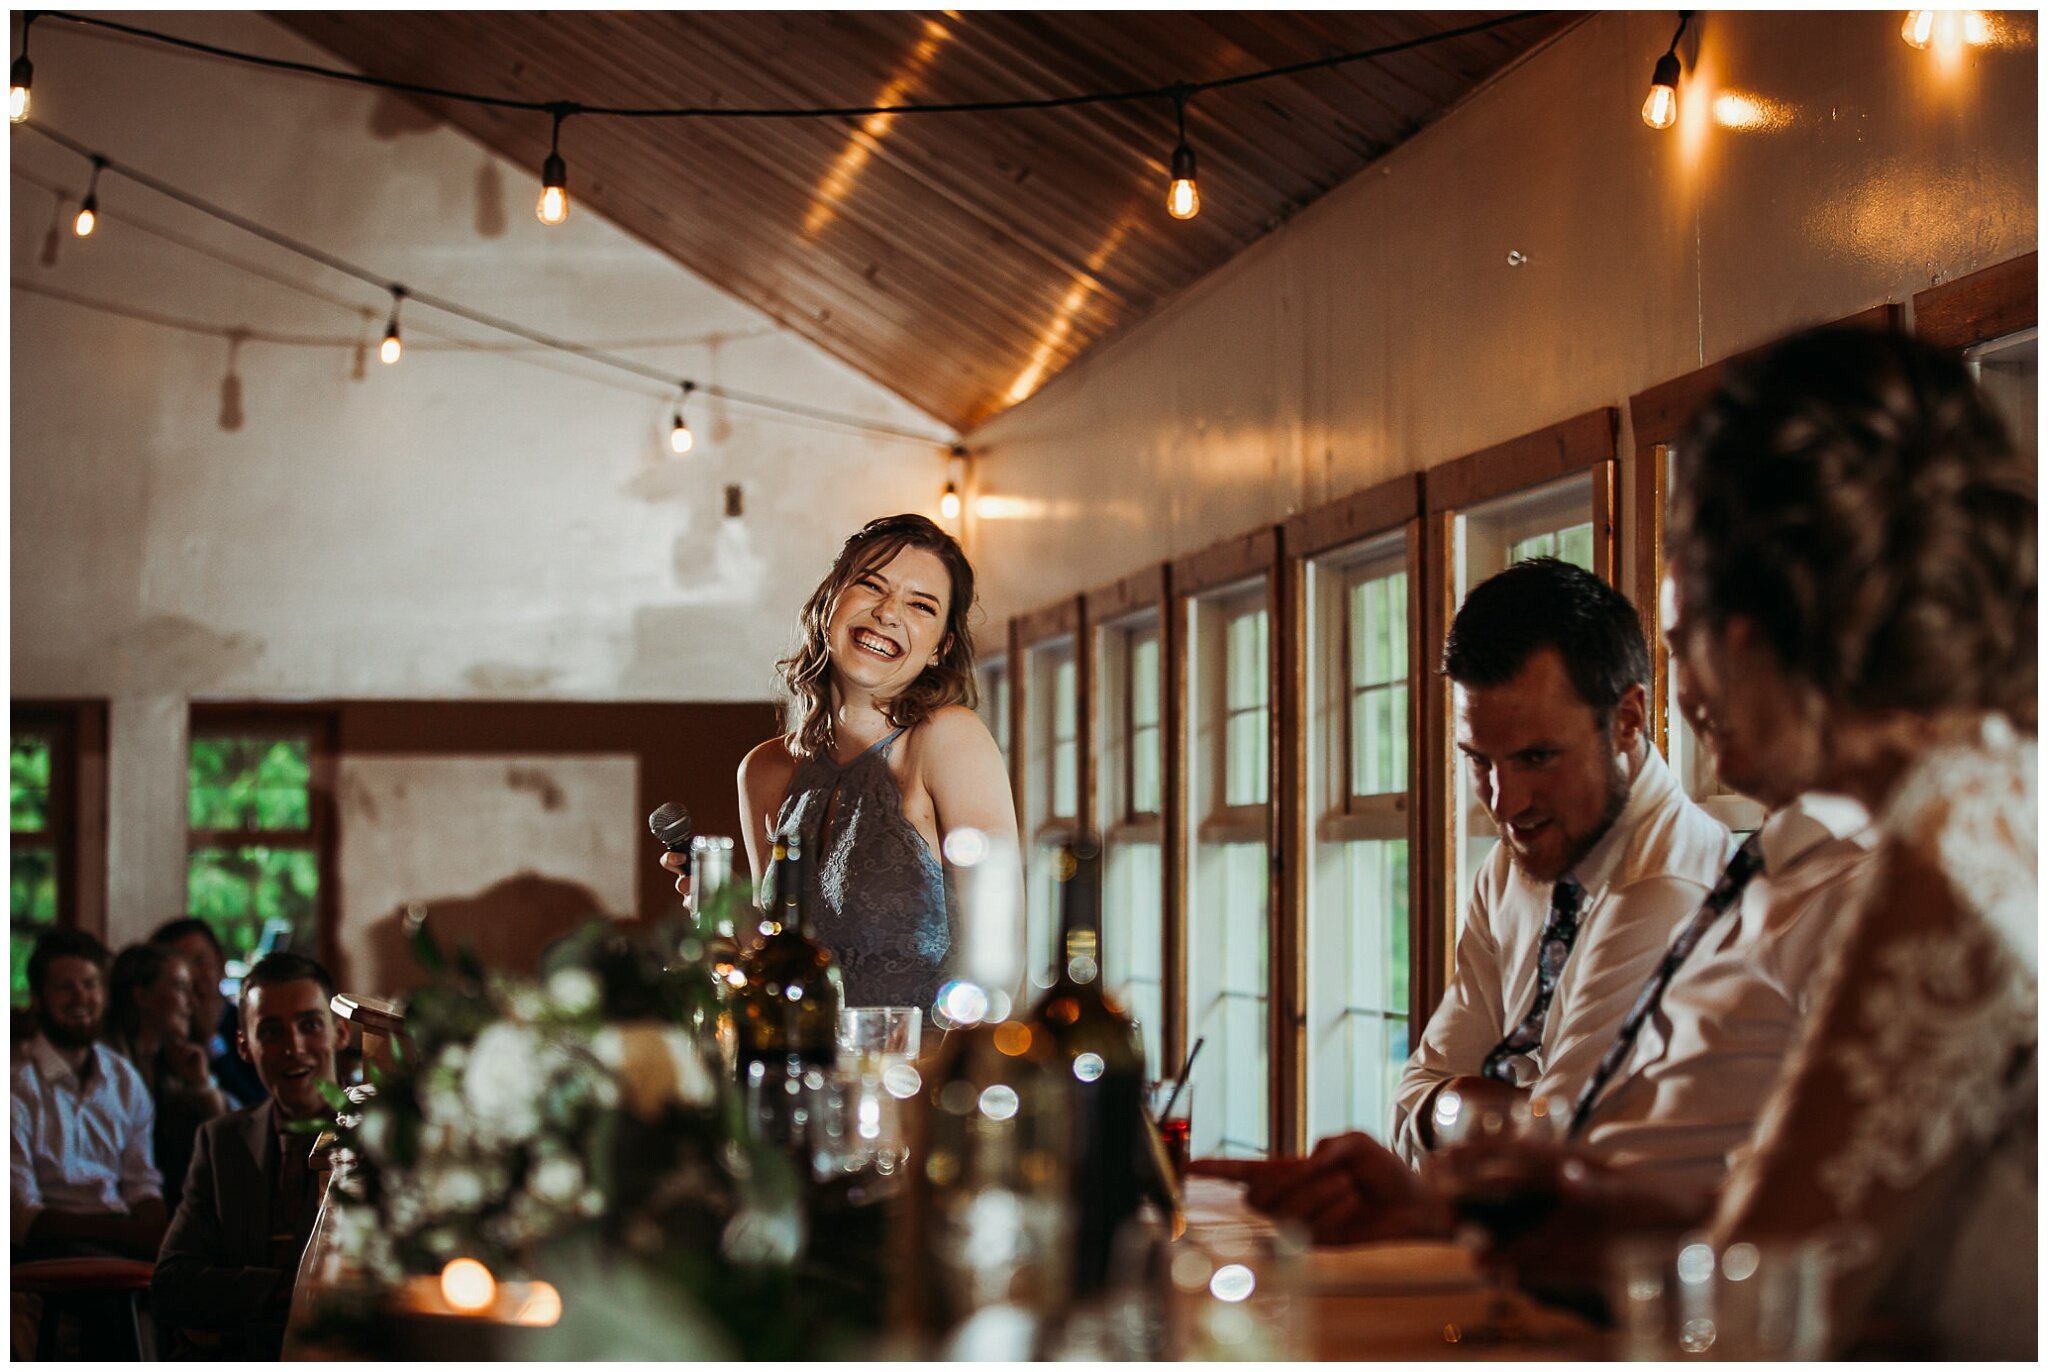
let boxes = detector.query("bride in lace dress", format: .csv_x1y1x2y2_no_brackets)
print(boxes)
1667,325,2036,1358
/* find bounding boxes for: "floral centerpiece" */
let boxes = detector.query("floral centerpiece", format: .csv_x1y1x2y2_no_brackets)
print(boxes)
300,910,888,1359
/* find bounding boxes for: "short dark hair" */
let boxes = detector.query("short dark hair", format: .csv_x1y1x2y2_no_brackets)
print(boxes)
27,928,111,997
149,917,222,954
1671,325,2034,726
237,952,336,1027
1442,557,1650,721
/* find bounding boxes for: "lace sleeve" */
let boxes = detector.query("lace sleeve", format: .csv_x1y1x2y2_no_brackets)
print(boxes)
1711,725,2037,1351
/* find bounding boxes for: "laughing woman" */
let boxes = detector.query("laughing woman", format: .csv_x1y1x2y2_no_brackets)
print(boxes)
665,513,1018,1012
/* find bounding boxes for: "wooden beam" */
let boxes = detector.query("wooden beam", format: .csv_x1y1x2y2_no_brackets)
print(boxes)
1913,252,2038,350
1424,408,1618,513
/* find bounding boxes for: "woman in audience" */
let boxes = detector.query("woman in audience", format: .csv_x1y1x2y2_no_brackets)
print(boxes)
661,513,1018,1012
105,944,230,1202
1665,324,2035,1358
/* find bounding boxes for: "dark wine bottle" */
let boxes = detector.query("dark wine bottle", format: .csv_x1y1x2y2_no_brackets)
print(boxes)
1022,838,1162,1297
733,840,842,1074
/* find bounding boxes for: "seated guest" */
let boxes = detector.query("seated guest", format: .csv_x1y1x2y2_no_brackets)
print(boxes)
105,944,230,1207
150,917,265,1107
10,928,166,1259
1390,557,1731,1158
152,952,347,1360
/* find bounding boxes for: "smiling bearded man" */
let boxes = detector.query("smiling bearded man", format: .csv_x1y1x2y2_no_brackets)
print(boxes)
1387,557,1733,1160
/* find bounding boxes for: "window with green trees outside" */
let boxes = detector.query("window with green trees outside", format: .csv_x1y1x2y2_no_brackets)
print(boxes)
12,735,58,1006
188,733,320,967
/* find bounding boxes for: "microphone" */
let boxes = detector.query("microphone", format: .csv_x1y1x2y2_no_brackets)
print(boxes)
648,802,693,877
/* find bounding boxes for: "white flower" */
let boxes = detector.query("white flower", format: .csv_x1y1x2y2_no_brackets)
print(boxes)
430,1165,488,1211
546,968,602,1015
530,1154,584,1206
592,1022,717,1119
506,987,548,1022
356,1109,393,1162
464,1022,546,1143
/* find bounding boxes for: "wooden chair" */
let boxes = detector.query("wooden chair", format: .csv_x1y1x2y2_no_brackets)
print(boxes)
11,1256,155,1359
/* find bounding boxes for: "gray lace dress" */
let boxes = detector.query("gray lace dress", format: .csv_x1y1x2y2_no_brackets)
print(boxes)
773,726,955,1011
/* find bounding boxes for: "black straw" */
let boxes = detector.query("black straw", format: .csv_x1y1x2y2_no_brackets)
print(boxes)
1161,1036,1203,1120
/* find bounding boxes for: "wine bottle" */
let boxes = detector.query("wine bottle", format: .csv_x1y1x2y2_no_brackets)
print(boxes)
733,841,842,1074
1022,838,1167,1298
892,830,1071,1359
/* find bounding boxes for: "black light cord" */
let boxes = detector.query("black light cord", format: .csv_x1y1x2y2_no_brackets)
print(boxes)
1667,12,1693,57
22,120,955,446
22,9,1552,121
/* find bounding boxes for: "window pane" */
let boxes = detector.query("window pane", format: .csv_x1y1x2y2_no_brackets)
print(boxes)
11,929,37,1008
1349,580,1370,683
1226,610,1267,710
12,848,57,928
1131,725,1161,815
189,737,312,831
1131,636,1161,727
1557,522,1595,572
187,845,318,964
1104,839,1164,1074
11,737,51,832
1225,711,1267,807
1386,572,1408,679
1053,740,1078,818
1390,683,1410,796
1305,838,1411,1140
1053,658,1078,739
1189,841,1269,1157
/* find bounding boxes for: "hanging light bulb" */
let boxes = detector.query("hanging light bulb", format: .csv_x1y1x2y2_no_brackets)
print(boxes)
73,157,104,238
380,286,406,365
536,104,572,226
940,480,962,521
669,380,696,454
10,15,33,125
1900,9,1936,47
1641,13,1692,131
1165,89,1200,220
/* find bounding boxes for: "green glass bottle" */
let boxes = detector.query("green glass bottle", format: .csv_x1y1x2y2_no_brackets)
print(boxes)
733,840,843,1075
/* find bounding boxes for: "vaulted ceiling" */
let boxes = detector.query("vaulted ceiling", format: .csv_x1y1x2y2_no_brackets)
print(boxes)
277,11,1579,433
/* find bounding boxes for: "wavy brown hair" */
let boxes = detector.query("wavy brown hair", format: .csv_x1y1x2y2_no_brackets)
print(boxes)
778,513,980,759
1670,325,2036,731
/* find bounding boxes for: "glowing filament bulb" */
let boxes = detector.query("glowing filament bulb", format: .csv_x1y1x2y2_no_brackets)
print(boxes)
1901,9,1935,47
1166,143,1200,220
73,201,96,238
668,381,696,453
9,55,29,124
537,151,568,226
1641,50,1681,130
940,480,961,520
379,287,405,365
439,1258,496,1313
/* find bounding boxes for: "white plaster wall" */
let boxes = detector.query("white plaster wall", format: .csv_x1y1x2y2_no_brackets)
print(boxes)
961,10,2037,624
8,13,953,948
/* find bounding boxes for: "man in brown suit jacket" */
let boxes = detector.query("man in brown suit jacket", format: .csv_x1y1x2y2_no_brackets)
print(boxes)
152,953,346,1359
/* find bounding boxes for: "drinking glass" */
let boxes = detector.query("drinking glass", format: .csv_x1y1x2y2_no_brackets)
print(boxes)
1144,1079,1194,1179
1435,1091,1566,1346
835,1007,923,1173
1159,1211,1310,1359
1610,1233,1839,1360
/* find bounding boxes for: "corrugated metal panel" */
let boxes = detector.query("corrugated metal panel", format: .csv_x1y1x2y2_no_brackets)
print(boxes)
275,11,1577,430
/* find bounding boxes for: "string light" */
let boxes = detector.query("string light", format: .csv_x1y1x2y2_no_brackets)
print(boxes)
1641,12,1692,131
940,480,961,520
1901,10,1937,47
379,285,405,365
668,380,696,453
73,155,103,237
1165,88,1200,220
537,102,573,226
1901,10,1992,50
9,13,32,124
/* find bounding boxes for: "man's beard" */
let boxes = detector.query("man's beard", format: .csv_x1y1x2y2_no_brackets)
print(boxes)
35,1003,100,1050
1555,737,1633,878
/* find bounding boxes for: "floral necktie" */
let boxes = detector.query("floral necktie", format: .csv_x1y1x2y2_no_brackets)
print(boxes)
1482,875,1585,1085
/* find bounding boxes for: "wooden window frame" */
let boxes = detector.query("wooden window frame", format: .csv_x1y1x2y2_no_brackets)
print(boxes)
1627,304,1901,757
1281,473,1422,1151
1912,252,2037,352
1012,596,1086,846
1169,526,1283,1152
1418,409,1619,1029
10,701,109,945
186,704,341,974
1084,565,1168,836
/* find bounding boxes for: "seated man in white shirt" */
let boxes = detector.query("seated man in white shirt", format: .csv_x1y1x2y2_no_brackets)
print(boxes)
10,927,167,1261
1194,558,1730,1235
1569,575,1877,1209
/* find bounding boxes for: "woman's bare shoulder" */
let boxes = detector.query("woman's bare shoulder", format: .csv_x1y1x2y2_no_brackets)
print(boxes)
739,737,798,789
915,704,996,746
